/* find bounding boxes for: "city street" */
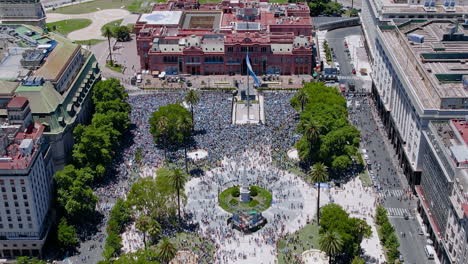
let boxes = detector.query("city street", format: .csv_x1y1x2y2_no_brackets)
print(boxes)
328,26,435,263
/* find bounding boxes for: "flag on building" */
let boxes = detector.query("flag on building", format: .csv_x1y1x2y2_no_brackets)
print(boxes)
246,54,260,87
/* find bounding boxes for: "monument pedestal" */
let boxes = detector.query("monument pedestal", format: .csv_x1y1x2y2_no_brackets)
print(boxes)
240,186,250,203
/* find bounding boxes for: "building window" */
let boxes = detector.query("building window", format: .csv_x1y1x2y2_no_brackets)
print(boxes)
6,210,10,214
9,179,14,185
0,180,3,185
28,224,33,229
13,195,17,200
15,209,19,214
261,47,267,53
1,187,5,192
4,202,8,207
8,224,13,229
24,202,29,207
2,194,6,199
27,216,31,221
227,47,233,52
14,202,18,207
26,209,30,214
23,195,27,199
7,216,11,222
20,179,24,185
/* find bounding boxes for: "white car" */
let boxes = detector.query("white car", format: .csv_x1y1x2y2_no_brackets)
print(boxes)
363,154,369,160
361,148,367,154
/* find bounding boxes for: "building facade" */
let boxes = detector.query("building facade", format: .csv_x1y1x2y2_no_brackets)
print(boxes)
0,97,54,258
360,1,468,263
0,0,46,28
418,120,468,264
135,0,316,75
0,24,100,170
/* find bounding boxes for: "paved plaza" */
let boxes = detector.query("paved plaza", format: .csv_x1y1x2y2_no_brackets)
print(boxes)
185,149,318,264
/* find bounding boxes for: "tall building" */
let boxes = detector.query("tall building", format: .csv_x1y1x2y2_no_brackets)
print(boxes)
0,0,46,28
0,97,54,258
418,120,468,263
0,24,101,170
135,0,316,75
360,1,468,263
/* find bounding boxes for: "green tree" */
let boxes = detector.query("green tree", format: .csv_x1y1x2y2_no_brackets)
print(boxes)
149,104,192,160
310,163,329,223
93,78,128,103
107,198,131,234
156,238,177,264
380,221,395,243
113,248,160,264
351,256,366,264
57,217,78,250
103,26,114,63
16,257,47,264
319,230,343,264
103,231,122,259
319,204,372,260
113,25,131,42
136,215,161,247
375,205,388,225
185,89,200,129
295,88,309,112
168,168,188,223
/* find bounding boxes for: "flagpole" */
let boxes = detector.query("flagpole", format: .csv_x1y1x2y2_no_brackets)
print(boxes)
246,50,250,122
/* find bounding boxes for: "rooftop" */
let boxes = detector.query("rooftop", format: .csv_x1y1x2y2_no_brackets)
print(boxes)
136,0,313,53
0,120,44,171
6,96,27,109
381,20,468,109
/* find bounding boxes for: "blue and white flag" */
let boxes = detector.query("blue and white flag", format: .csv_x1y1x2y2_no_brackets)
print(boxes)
246,54,260,87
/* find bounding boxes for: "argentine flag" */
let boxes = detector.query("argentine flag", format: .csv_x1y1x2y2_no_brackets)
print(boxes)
246,54,260,87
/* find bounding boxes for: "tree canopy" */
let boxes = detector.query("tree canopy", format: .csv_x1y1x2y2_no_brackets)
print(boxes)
319,204,371,261
291,82,360,171
149,104,192,151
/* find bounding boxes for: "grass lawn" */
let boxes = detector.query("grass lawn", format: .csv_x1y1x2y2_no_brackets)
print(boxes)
106,61,123,73
101,19,124,33
46,19,92,36
219,186,272,213
171,232,215,264
50,0,164,14
359,170,372,187
277,222,321,264
75,39,106,45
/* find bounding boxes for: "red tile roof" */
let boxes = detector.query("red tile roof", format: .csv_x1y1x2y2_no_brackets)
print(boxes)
6,97,28,109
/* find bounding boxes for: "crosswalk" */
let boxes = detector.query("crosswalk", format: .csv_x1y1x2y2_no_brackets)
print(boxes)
338,75,360,81
378,189,405,198
386,207,412,217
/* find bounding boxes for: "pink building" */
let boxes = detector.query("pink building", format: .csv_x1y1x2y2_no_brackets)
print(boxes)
135,0,316,75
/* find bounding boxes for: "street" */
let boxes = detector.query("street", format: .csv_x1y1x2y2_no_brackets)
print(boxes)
328,26,434,264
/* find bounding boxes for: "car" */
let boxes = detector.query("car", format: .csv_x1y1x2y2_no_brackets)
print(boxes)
136,74,142,83
363,154,369,160
361,148,367,154
399,255,404,262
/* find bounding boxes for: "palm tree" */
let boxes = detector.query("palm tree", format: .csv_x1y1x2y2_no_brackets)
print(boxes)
102,27,114,64
169,168,187,224
310,162,329,223
296,88,309,112
302,119,321,145
136,215,160,248
185,90,200,130
176,115,192,173
157,116,169,160
319,230,343,264
156,238,177,264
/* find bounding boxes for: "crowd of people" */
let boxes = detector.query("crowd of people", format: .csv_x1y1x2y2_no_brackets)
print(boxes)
185,148,315,264
78,90,304,263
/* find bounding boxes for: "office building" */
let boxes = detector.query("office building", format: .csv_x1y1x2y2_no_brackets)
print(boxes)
0,24,101,170
0,97,54,258
419,120,468,263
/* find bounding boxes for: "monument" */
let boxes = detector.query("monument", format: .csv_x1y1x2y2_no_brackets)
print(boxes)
0,0,46,28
